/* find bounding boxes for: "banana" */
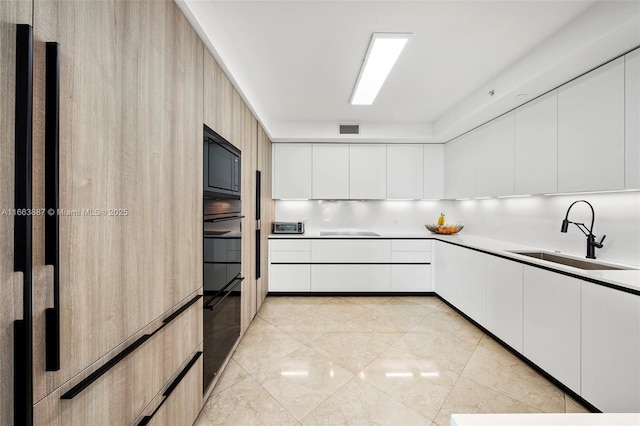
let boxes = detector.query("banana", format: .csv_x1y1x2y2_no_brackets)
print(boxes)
437,213,445,226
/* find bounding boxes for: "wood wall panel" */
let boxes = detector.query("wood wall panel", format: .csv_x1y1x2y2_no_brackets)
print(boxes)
0,2,33,423
256,123,273,309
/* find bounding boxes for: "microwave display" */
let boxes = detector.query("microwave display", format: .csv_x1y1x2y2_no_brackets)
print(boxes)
272,222,304,234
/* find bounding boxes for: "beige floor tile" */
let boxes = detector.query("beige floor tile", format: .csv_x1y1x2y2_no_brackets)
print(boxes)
345,308,428,333
195,375,300,426
306,331,404,374
308,301,372,325
434,376,541,426
565,394,591,413
301,377,431,426
461,336,565,412
396,296,453,312
253,345,354,421
211,359,249,396
360,346,459,421
416,308,484,342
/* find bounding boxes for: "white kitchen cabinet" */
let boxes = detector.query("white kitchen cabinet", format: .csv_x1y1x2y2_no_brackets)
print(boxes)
387,145,424,199
350,144,387,199
625,48,640,189
269,265,311,292
523,267,581,393
581,283,640,412
475,113,515,197
311,239,391,263
558,57,625,192
311,265,390,292
312,144,349,199
444,131,477,199
273,143,312,199
390,265,432,291
485,256,523,353
423,144,445,199
433,241,455,300
514,90,558,195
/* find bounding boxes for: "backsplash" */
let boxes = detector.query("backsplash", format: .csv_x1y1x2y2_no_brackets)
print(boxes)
275,192,640,266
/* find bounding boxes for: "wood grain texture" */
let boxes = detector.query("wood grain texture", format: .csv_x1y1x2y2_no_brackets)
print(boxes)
0,2,33,423
32,0,203,403
256,123,273,309
33,296,202,426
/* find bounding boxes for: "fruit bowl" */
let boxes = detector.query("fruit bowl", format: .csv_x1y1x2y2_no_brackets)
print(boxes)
425,224,464,235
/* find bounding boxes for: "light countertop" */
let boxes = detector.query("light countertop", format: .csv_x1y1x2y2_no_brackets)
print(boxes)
269,231,640,293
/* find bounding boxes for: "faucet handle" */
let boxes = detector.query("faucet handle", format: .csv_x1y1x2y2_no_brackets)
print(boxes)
593,235,606,248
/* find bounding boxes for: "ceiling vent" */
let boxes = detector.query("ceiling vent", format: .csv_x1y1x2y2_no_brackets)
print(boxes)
339,124,360,135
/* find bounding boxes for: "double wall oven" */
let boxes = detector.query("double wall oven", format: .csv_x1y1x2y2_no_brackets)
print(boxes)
203,125,243,393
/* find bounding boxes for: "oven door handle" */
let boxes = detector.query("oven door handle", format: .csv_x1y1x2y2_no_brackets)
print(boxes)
205,277,244,311
204,215,244,223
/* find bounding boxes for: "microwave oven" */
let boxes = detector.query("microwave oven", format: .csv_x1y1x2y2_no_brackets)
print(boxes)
272,222,305,234
203,124,241,199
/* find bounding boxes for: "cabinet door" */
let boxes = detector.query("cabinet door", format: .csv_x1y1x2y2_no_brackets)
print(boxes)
582,283,640,412
475,112,515,197
514,91,558,195
387,144,423,199
311,239,391,263
390,265,431,291
273,143,312,199
312,144,349,199
444,132,477,199
558,57,625,192
523,267,581,393
269,265,310,292
311,265,390,292
350,144,386,199
485,257,523,353
423,144,444,199
625,48,640,189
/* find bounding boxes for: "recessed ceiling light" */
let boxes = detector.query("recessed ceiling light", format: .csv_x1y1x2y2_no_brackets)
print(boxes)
350,33,411,105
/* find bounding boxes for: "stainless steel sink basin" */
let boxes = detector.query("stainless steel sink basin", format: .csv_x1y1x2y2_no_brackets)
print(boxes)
508,251,636,271
320,231,380,236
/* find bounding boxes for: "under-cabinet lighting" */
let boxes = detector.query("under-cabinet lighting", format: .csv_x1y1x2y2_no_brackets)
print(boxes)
497,194,531,199
455,198,471,201
543,189,640,196
278,198,310,201
350,33,412,105
474,197,492,200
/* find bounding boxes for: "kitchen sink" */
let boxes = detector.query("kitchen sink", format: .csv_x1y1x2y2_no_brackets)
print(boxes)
508,251,636,271
320,231,380,236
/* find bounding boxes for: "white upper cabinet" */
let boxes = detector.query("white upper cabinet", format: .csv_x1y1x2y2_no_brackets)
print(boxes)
350,144,386,199
273,143,312,199
625,48,640,189
423,144,444,199
445,131,477,199
312,144,349,199
475,112,515,197
387,144,424,199
514,90,558,195
558,57,625,192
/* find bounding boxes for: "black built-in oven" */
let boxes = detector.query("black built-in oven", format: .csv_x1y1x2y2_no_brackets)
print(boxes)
204,124,241,199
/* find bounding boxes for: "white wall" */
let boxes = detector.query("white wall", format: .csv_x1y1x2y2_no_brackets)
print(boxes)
275,200,454,234
453,192,640,266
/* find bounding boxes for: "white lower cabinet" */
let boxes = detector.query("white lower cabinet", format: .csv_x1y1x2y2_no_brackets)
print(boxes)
311,239,391,263
523,266,581,394
485,257,523,353
391,265,431,291
311,265,391,292
581,283,640,412
269,264,311,292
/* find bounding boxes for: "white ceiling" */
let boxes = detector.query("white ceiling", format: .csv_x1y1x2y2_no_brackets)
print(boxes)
177,0,640,143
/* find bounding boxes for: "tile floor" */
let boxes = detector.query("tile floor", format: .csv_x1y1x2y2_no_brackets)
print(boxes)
195,296,589,426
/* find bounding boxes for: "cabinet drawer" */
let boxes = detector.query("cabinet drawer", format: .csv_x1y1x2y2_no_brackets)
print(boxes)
269,265,311,292
391,240,430,252
390,265,431,291
311,240,390,262
311,265,390,292
270,251,311,263
391,251,431,263
270,239,311,252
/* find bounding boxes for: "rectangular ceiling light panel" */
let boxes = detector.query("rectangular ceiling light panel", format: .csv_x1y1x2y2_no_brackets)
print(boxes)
350,33,411,105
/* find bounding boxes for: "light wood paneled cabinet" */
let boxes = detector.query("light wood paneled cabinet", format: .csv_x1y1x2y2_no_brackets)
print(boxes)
349,144,387,199
273,143,312,199
312,144,349,199
514,90,558,195
387,144,424,199
625,48,640,189
558,57,625,192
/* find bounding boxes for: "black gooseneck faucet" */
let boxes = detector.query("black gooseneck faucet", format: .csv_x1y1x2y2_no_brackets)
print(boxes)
560,200,606,259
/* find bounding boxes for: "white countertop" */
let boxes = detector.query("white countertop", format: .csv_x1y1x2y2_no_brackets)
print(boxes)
451,413,640,426
269,231,640,293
